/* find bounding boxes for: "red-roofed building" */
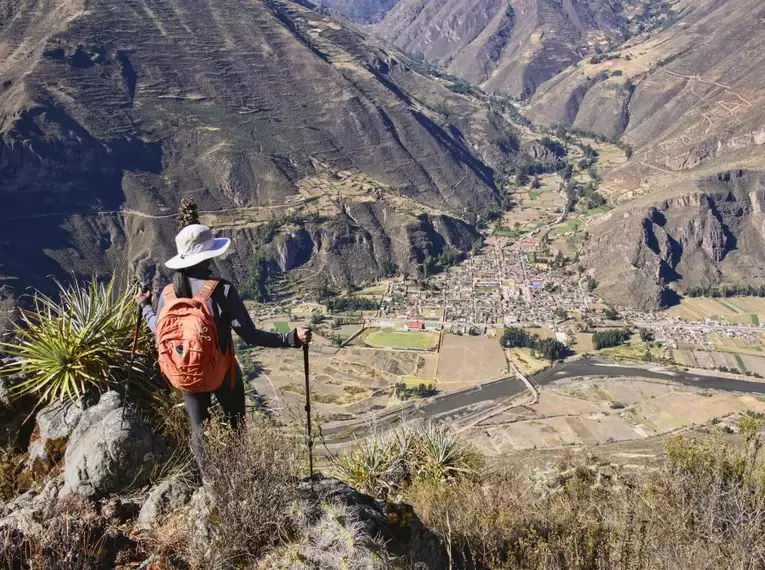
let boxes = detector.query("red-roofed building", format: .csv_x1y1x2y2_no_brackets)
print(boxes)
404,321,424,330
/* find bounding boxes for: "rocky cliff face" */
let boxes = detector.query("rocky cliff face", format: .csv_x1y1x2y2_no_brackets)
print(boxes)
210,199,479,294
0,0,503,293
583,170,765,309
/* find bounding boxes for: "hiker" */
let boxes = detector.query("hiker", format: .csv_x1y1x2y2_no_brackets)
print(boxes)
135,224,311,472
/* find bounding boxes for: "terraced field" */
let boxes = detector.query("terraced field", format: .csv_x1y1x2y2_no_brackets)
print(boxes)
669,297,765,324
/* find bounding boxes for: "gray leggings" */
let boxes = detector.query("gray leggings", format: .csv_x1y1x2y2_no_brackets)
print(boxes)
181,368,245,474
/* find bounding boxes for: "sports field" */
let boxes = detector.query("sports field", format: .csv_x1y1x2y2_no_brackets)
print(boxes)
273,321,291,334
364,330,439,350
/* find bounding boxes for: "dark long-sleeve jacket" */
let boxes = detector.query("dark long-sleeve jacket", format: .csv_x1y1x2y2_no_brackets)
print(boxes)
141,270,300,358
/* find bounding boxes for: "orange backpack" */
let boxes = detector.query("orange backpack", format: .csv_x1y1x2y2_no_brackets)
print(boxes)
156,280,235,393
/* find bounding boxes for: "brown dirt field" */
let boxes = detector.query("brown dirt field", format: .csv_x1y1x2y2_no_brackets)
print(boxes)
740,354,765,376
467,378,765,456
415,353,440,379
437,334,507,386
527,327,555,339
574,333,595,352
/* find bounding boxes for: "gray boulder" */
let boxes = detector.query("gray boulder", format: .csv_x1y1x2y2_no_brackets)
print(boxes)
62,391,162,498
26,399,82,477
188,486,216,544
137,479,192,530
0,507,42,540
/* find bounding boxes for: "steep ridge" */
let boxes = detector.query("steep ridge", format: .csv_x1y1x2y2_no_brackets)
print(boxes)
0,0,506,292
523,0,765,307
583,170,765,309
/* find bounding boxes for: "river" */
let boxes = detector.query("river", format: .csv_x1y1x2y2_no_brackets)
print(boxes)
323,358,765,442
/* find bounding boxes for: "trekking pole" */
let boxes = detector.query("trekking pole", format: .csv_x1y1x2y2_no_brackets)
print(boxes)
303,343,314,479
121,287,146,429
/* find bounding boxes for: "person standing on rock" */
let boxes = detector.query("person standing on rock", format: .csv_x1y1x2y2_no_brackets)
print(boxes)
135,224,311,473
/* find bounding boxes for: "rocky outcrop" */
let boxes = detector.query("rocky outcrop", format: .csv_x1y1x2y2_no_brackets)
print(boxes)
521,140,565,164
137,479,192,530
62,392,163,498
26,400,82,478
233,202,480,294
584,170,765,309
185,475,448,569
296,476,448,569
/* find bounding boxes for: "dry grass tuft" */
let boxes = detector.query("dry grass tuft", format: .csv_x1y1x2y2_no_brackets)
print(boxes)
143,416,304,568
1,495,140,570
201,416,302,563
0,444,27,502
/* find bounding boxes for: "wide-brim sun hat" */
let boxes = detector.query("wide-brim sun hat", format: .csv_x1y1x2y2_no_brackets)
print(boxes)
165,224,231,270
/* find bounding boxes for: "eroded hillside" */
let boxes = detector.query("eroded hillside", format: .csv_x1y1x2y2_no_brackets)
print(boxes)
0,0,515,292
523,0,765,306
324,0,676,98
584,170,765,309
527,0,765,172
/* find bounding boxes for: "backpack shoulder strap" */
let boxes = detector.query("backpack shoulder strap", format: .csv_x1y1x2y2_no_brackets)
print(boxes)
193,280,219,304
162,284,176,302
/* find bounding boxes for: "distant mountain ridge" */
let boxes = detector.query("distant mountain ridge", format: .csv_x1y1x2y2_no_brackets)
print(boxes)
323,0,676,98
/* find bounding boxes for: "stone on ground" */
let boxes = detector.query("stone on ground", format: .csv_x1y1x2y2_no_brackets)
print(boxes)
26,399,82,477
137,478,192,530
62,391,162,498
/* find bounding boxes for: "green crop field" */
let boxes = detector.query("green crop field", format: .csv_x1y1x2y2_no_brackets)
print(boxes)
401,375,436,388
735,354,747,372
365,330,439,350
753,314,761,326
273,321,291,334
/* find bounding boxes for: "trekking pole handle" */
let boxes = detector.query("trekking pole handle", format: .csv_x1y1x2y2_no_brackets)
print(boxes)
131,282,149,353
131,306,143,354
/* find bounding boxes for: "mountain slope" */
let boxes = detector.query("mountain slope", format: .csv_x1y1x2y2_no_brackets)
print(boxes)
363,0,674,98
521,0,765,306
0,0,507,292
527,0,765,170
583,170,765,309
317,0,397,23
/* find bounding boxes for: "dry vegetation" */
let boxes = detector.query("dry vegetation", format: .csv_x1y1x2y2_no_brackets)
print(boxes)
335,416,765,570
3,407,765,569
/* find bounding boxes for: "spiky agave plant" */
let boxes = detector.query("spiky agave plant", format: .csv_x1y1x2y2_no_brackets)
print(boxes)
1,277,144,405
416,423,483,483
332,436,397,497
